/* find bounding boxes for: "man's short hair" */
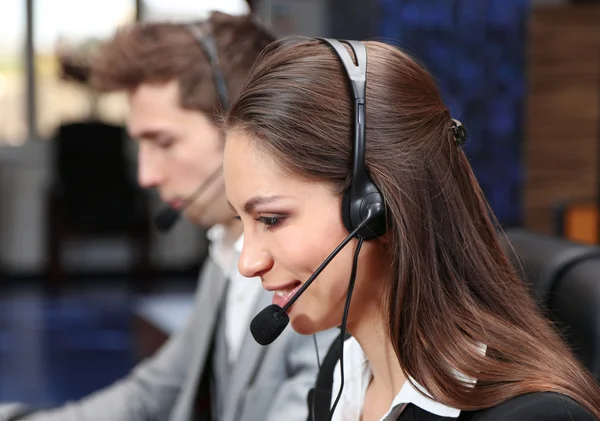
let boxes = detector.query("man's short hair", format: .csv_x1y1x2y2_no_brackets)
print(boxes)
90,12,275,120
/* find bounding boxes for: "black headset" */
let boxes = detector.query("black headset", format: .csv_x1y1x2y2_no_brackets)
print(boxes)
187,23,230,110
318,38,387,240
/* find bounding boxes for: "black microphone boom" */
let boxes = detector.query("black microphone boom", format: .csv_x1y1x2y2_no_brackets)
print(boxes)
249,204,380,346
154,206,182,232
154,167,222,232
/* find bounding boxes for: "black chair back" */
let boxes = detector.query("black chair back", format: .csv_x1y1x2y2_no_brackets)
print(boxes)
503,228,600,380
549,259,600,380
503,228,600,308
52,121,145,232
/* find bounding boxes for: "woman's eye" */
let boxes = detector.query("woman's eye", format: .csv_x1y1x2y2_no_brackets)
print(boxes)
256,216,285,228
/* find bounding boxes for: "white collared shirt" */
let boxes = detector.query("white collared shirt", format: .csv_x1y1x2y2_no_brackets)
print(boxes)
206,224,263,364
330,337,481,421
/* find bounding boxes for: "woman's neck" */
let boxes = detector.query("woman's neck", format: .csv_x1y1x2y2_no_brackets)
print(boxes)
348,308,406,403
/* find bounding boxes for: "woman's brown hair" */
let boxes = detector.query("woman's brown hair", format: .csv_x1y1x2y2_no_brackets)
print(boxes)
224,36,600,417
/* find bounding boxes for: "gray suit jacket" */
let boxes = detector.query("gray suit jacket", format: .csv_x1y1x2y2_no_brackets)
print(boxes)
7,258,337,421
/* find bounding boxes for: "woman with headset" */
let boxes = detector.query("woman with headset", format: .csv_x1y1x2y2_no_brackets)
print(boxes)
222,36,600,421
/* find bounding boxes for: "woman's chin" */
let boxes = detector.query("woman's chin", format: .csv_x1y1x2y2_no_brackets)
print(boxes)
289,311,329,335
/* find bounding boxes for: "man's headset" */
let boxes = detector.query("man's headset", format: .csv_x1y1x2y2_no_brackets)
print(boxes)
154,22,230,232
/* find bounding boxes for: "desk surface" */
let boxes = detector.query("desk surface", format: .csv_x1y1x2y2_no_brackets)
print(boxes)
134,293,195,335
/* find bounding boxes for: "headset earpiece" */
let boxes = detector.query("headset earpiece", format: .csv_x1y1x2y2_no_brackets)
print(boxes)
318,38,387,240
187,23,230,110
341,188,385,240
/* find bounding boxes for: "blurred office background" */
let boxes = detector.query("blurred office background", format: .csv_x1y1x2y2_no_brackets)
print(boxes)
0,0,599,410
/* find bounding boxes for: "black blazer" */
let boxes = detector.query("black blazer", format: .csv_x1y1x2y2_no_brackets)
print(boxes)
400,392,597,420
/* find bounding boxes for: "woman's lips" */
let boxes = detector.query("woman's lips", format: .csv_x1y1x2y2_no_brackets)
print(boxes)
271,282,302,309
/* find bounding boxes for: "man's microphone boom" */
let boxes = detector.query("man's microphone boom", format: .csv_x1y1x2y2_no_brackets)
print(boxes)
154,206,182,232
154,167,222,232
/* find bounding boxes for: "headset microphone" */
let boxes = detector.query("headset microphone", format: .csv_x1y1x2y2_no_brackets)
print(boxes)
249,204,381,346
154,167,222,232
154,206,182,233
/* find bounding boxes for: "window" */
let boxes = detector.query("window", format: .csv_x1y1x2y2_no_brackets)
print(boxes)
0,0,27,145
141,0,249,21
34,0,135,140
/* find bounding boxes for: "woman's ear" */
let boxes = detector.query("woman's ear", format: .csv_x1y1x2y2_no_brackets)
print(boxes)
379,230,393,245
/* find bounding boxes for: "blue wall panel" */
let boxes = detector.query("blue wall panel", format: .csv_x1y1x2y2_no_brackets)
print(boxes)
378,0,529,226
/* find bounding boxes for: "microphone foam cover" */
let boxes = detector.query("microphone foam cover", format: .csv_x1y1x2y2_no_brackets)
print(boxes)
250,304,290,346
155,207,181,232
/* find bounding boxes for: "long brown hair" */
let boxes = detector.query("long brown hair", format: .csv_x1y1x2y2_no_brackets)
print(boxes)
224,36,600,417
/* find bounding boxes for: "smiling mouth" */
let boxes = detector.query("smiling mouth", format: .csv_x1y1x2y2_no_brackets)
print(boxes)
274,280,301,295
271,281,302,309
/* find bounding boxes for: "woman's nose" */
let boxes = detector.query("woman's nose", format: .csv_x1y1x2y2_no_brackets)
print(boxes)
238,238,274,279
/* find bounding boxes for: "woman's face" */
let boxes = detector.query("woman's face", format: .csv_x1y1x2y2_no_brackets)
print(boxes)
223,130,388,335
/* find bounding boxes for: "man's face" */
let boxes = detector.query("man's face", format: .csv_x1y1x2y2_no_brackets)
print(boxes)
127,80,235,228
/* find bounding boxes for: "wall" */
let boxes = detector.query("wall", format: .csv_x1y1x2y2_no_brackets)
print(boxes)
524,2,600,234
253,0,330,37
377,0,529,227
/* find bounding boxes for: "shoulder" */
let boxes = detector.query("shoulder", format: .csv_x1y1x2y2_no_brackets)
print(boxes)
468,392,597,421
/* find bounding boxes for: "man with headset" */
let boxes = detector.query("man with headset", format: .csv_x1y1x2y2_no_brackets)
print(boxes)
1,9,337,421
